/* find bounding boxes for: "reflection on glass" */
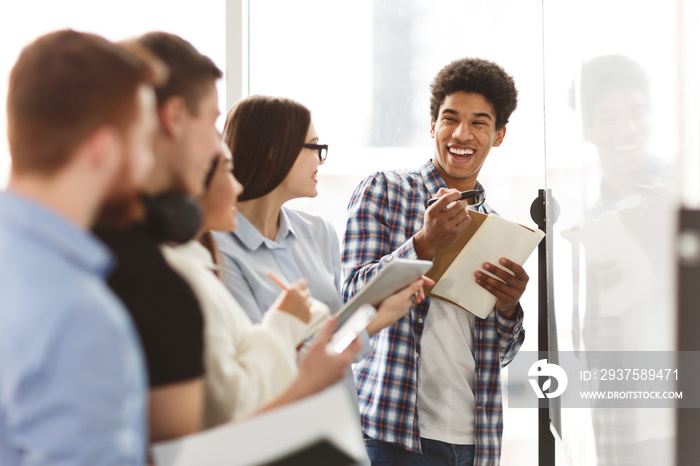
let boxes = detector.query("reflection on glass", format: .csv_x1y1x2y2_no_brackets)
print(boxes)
564,54,676,466
574,55,674,353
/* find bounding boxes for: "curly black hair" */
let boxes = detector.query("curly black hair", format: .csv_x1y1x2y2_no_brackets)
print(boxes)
429,58,518,129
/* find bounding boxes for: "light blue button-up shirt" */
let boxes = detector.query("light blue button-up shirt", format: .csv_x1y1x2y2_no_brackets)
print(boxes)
214,205,370,440
213,206,343,321
0,192,147,466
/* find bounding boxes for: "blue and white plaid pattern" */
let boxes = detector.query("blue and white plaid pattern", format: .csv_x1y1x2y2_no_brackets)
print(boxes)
342,160,525,465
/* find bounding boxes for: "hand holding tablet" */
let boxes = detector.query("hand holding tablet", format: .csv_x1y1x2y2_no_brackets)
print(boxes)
327,305,377,354
298,258,434,344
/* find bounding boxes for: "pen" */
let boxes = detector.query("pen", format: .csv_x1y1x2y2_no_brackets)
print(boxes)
426,188,483,207
267,273,289,290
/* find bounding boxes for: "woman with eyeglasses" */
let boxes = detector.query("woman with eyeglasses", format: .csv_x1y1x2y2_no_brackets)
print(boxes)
213,95,430,343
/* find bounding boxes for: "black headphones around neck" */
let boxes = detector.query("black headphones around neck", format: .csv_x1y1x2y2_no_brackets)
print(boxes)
140,192,203,244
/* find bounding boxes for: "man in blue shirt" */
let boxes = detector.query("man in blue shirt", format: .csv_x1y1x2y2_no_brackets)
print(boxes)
0,30,161,465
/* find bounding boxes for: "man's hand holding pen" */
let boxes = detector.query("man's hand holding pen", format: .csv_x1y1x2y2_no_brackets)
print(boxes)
414,188,472,260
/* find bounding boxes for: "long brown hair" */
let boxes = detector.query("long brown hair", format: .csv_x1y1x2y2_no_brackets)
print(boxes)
223,95,311,201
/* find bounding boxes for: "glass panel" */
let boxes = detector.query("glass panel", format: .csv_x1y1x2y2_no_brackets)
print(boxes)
543,0,689,464
0,0,226,187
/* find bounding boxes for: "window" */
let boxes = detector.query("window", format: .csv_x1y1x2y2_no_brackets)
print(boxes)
0,0,226,186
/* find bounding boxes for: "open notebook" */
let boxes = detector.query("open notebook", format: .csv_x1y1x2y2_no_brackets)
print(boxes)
426,211,544,318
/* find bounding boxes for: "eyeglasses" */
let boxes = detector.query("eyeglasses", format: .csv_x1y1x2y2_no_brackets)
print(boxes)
302,143,328,163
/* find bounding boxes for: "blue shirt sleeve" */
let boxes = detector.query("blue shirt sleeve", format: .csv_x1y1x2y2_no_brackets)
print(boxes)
3,298,146,466
217,242,268,324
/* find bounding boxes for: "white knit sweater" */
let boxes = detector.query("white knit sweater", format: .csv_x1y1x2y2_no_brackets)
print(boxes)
161,241,326,428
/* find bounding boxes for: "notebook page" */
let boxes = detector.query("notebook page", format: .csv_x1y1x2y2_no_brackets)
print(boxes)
431,214,544,318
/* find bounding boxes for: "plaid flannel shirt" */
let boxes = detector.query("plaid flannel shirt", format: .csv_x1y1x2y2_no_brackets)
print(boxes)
341,160,525,465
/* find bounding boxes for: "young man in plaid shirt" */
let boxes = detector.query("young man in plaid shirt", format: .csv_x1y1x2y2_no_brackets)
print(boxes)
342,57,527,465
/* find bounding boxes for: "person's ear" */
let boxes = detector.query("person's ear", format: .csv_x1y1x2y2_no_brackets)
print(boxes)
81,126,122,175
158,96,187,140
430,118,436,138
493,126,507,147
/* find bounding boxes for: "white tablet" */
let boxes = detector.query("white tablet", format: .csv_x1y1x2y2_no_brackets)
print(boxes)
302,258,433,341
336,258,433,326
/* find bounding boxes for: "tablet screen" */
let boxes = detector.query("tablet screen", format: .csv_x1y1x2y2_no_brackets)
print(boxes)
335,258,433,327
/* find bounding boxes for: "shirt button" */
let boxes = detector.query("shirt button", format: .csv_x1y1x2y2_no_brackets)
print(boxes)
418,318,424,324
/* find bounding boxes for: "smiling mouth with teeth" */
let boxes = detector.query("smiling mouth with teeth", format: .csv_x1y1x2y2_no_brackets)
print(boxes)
448,147,475,157
613,143,642,152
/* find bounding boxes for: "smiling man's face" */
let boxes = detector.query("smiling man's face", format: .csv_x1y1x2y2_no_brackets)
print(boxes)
430,91,506,191
585,87,652,177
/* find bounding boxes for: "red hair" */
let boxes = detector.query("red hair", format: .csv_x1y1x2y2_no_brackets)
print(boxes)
7,29,164,175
